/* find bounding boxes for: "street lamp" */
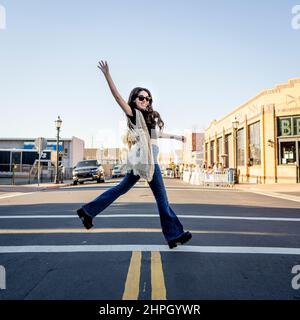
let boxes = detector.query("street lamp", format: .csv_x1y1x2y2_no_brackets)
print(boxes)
232,117,239,131
54,116,62,184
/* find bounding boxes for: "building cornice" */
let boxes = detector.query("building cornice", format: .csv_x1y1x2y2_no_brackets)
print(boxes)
206,78,300,130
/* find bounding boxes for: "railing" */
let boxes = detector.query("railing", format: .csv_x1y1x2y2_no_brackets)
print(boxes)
183,169,234,187
0,163,73,185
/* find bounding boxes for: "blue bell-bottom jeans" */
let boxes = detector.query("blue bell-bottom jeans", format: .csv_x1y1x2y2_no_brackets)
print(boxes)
81,144,184,241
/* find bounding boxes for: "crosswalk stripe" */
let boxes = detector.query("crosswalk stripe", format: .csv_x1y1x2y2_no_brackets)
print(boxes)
1,245,300,255
0,228,290,236
1,214,300,222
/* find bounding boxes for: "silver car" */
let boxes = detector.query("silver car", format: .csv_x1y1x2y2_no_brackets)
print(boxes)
112,164,127,178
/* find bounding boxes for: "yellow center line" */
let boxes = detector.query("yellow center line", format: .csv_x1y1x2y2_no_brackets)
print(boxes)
122,251,142,300
151,251,166,300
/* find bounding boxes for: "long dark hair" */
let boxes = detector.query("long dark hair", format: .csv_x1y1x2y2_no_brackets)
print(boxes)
127,87,164,132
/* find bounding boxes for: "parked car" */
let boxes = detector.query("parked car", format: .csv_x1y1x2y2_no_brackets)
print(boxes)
112,164,127,178
72,160,105,185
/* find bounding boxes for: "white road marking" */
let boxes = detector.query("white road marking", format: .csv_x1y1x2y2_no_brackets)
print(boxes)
1,245,300,255
249,190,300,203
0,214,300,222
158,188,241,192
0,192,35,200
0,228,289,236
63,185,240,192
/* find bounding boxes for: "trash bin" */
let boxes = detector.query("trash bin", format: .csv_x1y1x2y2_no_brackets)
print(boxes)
228,168,237,184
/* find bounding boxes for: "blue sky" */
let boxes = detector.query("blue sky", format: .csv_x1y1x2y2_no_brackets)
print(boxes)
0,0,300,148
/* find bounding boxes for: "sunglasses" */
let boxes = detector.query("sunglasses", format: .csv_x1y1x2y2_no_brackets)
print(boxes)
137,95,152,102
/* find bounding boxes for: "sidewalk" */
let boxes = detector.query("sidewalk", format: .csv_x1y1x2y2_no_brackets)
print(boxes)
0,180,73,193
234,182,300,203
0,178,125,193
234,183,300,193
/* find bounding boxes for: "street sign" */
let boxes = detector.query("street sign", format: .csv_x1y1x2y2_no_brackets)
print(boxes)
34,138,47,186
34,137,47,153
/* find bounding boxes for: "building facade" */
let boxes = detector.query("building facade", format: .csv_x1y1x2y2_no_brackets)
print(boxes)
0,136,84,174
84,147,128,177
204,78,300,184
182,132,204,166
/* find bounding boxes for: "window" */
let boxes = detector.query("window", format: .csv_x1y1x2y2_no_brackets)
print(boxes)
278,116,300,136
0,151,10,171
22,151,38,165
293,117,300,136
217,138,222,163
224,134,230,168
210,141,214,165
280,142,296,164
40,151,51,160
76,160,99,167
11,152,21,165
278,118,292,136
248,121,261,166
237,128,245,166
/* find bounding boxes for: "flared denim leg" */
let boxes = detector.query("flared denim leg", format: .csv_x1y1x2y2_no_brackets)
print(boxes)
148,164,184,241
80,143,184,242
82,171,140,218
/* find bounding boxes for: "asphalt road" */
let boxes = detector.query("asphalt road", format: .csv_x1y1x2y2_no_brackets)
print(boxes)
0,178,300,300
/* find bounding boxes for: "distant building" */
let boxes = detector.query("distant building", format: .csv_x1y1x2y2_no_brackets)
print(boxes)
204,78,300,184
158,149,183,168
84,148,98,160
182,132,204,165
83,147,128,177
96,147,128,165
0,136,84,174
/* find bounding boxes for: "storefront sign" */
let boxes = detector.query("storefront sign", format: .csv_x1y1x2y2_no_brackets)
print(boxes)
278,116,300,136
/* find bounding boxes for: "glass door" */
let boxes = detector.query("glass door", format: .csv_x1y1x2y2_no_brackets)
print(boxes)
11,151,21,172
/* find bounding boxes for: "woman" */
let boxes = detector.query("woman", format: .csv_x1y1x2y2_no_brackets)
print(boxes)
77,60,192,249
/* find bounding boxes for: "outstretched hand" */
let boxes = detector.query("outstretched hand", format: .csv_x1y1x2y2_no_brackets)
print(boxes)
97,60,109,76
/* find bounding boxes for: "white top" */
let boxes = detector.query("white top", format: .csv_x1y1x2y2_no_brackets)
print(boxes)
126,109,155,182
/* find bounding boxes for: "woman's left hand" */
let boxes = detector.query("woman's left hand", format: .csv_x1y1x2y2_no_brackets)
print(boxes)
97,60,110,76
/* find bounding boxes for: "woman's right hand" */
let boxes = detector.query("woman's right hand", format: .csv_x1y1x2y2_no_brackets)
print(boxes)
97,60,110,76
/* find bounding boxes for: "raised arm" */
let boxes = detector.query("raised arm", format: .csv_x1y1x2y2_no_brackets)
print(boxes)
97,60,133,116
